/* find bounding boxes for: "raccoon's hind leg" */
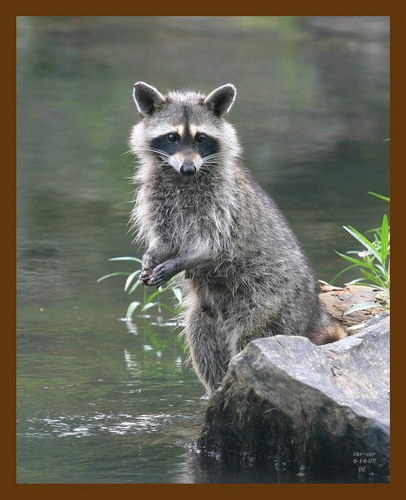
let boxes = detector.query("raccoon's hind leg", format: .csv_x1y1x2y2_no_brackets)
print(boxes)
226,303,277,358
184,304,230,394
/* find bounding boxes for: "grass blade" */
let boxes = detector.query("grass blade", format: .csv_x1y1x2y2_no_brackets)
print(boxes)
344,301,378,316
124,270,141,292
144,286,170,304
346,277,367,285
128,280,141,294
159,303,179,315
380,214,389,264
126,301,140,319
342,226,383,264
109,257,142,263
141,302,157,311
172,287,183,304
368,192,390,202
331,263,359,284
360,269,385,288
335,251,379,271
97,272,130,283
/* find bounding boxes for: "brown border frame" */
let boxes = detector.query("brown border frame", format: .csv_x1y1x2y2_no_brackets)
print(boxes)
7,5,404,499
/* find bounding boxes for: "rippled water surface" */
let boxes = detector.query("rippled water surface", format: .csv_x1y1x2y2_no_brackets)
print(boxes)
17,16,389,483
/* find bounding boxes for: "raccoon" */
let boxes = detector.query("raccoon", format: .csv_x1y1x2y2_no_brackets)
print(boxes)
129,82,345,394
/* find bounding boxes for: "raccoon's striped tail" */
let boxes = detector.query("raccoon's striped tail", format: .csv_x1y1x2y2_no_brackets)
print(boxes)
309,323,347,345
309,309,347,345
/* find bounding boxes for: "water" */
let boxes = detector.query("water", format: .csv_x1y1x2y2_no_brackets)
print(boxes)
17,16,389,483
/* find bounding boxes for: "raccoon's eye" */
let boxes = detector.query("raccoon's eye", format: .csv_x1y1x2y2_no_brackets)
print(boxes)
196,133,207,143
166,133,178,143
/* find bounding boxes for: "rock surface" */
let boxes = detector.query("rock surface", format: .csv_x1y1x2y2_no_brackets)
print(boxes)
318,282,388,329
197,315,390,475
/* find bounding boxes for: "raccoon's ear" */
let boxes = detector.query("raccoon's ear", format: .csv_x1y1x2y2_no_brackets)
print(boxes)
204,84,237,117
132,82,166,116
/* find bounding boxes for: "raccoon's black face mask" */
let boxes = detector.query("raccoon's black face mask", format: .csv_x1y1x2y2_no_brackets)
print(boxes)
132,82,236,176
150,131,220,176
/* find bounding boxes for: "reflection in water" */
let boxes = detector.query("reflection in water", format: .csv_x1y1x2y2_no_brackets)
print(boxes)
23,412,175,438
17,16,389,483
124,348,140,376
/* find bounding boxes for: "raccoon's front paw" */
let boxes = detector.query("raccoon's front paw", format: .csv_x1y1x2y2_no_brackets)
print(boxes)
139,253,158,285
147,262,175,288
142,253,157,269
139,267,154,285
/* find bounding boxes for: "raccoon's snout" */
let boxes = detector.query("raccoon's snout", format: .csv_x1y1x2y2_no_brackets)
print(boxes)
180,162,197,176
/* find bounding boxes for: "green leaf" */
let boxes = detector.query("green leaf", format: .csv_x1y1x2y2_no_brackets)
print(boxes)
360,269,385,288
141,302,157,311
344,301,379,316
109,256,142,263
331,263,359,284
342,226,383,264
172,287,183,304
356,283,388,293
380,214,390,264
128,280,141,294
144,286,170,304
159,303,179,315
335,251,378,271
124,270,141,292
126,301,140,319
368,192,390,202
365,227,381,235
346,277,367,285
97,272,130,283
374,264,389,281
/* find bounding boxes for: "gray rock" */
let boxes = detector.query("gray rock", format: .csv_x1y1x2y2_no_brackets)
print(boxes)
197,315,389,475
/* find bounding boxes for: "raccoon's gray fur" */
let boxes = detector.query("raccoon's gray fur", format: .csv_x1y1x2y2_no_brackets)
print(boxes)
129,82,345,394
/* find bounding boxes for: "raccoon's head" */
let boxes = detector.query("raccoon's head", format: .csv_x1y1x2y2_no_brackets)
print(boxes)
130,82,239,177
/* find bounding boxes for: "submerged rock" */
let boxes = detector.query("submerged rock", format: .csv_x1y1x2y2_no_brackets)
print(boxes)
197,315,389,475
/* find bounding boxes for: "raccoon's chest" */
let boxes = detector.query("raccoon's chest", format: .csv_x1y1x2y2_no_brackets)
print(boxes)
151,186,210,244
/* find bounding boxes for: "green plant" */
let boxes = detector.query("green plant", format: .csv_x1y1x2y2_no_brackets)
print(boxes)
332,192,390,314
98,257,184,320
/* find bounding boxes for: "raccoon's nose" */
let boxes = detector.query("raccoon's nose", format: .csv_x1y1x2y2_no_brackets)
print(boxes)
180,162,197,176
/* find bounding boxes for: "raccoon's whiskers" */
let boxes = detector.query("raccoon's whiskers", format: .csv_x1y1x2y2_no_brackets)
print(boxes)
202,154,222,168
203,153,222,161
198,166,211,176
134,147,171,158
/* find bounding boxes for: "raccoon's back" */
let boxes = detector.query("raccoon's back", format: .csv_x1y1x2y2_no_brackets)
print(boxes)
232,165,313,270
